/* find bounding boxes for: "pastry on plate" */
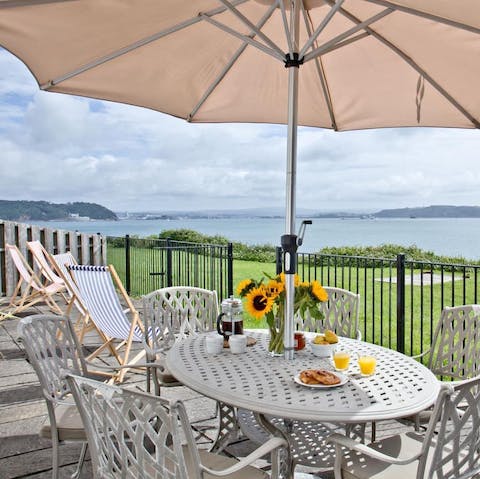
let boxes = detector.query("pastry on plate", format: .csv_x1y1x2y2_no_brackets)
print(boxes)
299,369,341,385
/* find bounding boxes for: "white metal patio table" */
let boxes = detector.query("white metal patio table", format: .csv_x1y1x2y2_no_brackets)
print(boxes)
166,331,440,476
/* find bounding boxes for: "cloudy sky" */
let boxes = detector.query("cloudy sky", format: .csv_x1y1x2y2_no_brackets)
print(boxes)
1,48,479,214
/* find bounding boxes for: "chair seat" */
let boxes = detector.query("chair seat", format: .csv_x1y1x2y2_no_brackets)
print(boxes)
192,448,268,479
341,432,431,479
39,403,86,441
151,355,180,384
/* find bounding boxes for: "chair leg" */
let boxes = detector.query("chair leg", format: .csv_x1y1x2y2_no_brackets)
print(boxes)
71,442,88,479
51,434,60,479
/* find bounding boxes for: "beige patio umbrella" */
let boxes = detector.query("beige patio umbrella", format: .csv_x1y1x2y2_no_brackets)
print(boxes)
1,0,479,358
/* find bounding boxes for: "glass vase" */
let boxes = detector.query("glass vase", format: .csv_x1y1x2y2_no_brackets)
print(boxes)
268,316,284,356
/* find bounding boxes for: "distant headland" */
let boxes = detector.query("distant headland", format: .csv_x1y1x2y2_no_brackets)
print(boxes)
372,205,480,218
117,205,480,220
0,200,118,221
2,202,479,222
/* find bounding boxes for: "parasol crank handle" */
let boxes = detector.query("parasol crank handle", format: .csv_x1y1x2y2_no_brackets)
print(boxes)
297,220,312,247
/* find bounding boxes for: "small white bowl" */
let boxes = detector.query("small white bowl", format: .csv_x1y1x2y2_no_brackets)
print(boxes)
309,340,337,357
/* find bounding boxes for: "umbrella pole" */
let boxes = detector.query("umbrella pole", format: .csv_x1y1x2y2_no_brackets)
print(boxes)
282,1,301,361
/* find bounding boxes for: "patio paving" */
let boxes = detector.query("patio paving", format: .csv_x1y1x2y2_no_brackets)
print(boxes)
0,300,412,479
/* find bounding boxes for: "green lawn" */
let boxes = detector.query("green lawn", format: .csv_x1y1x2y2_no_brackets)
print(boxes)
107,245,479,356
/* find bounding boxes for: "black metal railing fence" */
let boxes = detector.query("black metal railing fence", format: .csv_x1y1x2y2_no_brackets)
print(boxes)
277,249,480,356
107,235,233,300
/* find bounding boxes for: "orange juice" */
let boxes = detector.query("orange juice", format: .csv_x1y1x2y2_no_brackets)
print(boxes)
333,351,350,371
358,356,377,376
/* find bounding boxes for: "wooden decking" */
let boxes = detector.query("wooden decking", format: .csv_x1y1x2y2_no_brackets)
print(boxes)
0,300,410,479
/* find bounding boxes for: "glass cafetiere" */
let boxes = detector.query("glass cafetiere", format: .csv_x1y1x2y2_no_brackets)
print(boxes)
216,296,244,339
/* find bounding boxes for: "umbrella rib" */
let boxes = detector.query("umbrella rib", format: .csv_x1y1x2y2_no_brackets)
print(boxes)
301,7,338,131
188,3,278,121
363,0,480,35
216,0,285,59
299,0,346,58
200,14,284,62
278,0,294,55
0,0,74,7
303,8,394,63
324,0,480,128
39,0,250,89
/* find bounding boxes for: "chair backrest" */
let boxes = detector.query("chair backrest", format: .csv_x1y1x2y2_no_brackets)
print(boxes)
295,286,360,339
17,314,88,403
26,240,64,285
428,305,480,380
50,252,86,315
419,375,480,479
6,243,43,291
68,265,143,342
67,374,197,479
142,287,219,340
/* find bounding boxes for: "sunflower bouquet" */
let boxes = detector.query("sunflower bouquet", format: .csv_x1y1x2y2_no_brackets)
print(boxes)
237,273,328,354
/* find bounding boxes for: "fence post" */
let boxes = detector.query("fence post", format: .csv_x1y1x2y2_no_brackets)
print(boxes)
396,253,406,354
227,242,233,297
166,238,173,287
125,234,131,295
276,246,283,275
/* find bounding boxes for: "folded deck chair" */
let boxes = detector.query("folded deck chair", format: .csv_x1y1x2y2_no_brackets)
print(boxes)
1,244,64,317
67,264,145,382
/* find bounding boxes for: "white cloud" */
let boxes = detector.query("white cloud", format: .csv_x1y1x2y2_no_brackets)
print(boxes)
0,48,479,213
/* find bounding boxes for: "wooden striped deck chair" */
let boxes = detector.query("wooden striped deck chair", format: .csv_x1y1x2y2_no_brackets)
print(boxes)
49,252,95,341
26,241,66,294
1,244,64,318
68,264,145,382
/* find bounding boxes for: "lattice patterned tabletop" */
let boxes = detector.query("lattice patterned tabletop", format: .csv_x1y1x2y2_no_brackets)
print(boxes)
166,332,440,423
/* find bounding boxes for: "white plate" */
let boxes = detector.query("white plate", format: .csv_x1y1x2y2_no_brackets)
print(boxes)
294,371,348,388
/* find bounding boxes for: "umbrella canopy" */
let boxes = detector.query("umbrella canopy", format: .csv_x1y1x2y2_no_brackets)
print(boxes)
1,0,479,358
0,1,479,129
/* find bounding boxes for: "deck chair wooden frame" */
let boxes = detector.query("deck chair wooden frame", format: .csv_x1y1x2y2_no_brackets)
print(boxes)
67,264,145,382
26,241,67,297
1,244,64,317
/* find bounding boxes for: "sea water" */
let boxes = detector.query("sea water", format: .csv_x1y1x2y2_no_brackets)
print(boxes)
28,217,480,261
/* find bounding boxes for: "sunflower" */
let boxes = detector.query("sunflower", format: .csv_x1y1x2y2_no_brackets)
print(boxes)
236,278,254,296
311,280,328,302
245,286,274,319
266,278,284,299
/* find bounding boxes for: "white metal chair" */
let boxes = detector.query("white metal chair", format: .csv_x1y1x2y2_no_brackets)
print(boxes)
238,286,362,469
408,304,480,429
1,243,64,317
67,264,145,382
141,286,219,395
66,374,288,479
417,304,480,379
295,286,361,339
328,375,480,479
17,314,91,479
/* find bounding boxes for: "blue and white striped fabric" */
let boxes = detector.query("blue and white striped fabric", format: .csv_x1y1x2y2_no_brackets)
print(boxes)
68,265,143,342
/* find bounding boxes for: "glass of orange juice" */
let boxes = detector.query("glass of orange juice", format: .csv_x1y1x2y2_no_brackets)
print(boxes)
333,351,350,371
358,355,377,376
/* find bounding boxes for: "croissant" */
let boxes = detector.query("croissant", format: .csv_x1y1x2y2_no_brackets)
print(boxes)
299,369,341,385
